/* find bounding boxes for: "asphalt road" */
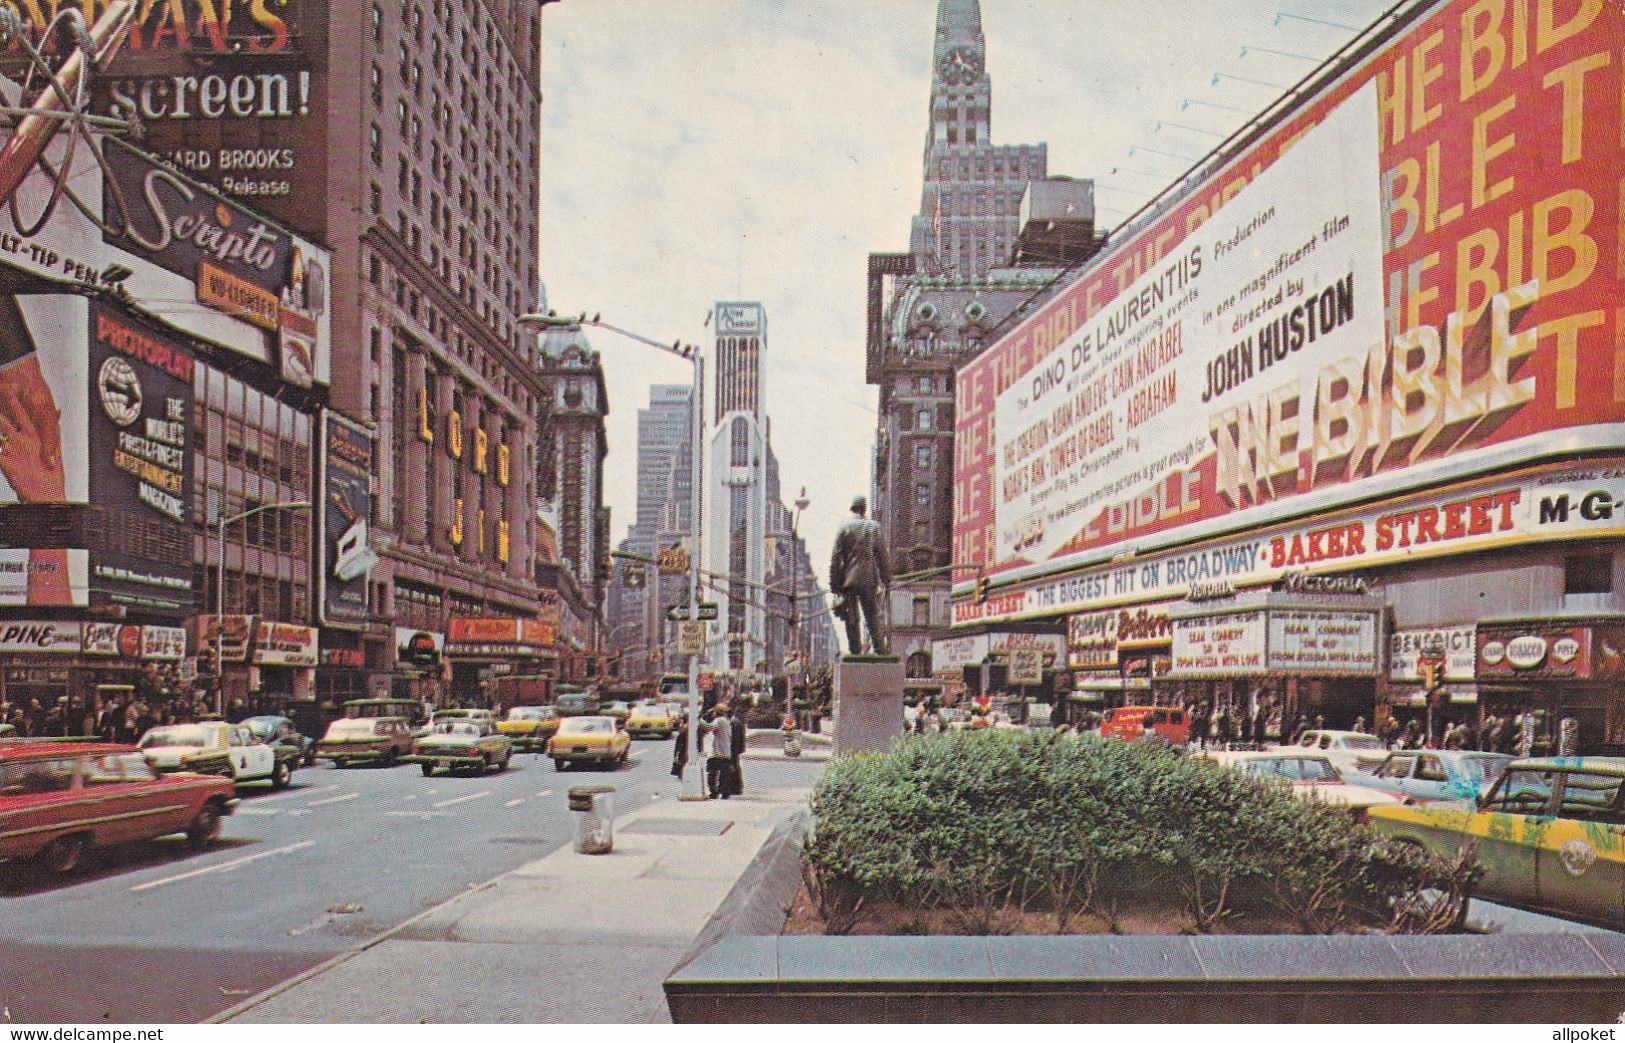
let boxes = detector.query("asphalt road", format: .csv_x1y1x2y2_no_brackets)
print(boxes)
0,737,822,1024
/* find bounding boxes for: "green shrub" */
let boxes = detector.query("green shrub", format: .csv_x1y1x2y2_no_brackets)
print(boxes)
805,731,1463,935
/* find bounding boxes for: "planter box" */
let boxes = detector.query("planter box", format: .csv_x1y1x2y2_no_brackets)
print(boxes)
666,932,1625,1023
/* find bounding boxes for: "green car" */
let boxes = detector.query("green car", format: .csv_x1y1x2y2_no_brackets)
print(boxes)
407,719,514,777
1368,756,1625,927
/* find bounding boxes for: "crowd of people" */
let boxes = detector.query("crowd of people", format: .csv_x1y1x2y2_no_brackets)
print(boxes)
670,704,748,799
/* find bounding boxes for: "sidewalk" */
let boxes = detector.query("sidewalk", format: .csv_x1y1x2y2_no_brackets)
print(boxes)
215,782,815,1024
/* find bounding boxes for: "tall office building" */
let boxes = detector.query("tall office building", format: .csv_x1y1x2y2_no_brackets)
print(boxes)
608,384,694,682
706,302,769,677
867,0,1100,697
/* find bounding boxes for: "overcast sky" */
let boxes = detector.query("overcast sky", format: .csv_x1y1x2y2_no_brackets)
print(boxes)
536,0,1393,576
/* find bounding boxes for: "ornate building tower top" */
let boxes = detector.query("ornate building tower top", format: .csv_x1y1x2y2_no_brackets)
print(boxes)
928,0,989,151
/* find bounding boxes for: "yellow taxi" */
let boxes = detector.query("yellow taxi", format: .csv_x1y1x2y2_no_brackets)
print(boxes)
1368,756,1625,927
546,715,630,771
625,702,676,740
495,706,560,751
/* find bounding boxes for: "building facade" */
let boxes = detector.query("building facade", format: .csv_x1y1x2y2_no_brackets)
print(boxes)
868,0,1098,700
949,0,1625,752
707,302,769,679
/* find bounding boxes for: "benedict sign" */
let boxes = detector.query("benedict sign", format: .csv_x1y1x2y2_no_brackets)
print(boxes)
953,0,1624,592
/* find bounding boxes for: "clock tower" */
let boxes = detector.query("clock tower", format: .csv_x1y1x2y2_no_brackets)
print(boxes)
929,0,990,151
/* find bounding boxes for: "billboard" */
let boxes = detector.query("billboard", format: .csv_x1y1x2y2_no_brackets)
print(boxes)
319,411,375,625
87,302,194,611
954,0,1624,593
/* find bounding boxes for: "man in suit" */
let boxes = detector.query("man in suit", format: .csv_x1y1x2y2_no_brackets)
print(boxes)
829,495,891,656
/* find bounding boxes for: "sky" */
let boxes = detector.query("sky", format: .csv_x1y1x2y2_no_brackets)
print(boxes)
536,0,1395,575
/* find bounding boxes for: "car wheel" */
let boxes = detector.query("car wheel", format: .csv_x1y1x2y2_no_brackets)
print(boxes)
420,763,435,777
40,835,87,874
381,748,397,768
554,758,567,771
332,758,347,769
186,803,223,849
271,760,292,789
499,752,511,770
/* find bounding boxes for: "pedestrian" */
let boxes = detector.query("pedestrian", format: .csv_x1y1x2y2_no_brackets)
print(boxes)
728,704,746,797
1401,719,1422,750
1250,704,1268,750
704,709,734,800
671,716,689,779
1188,703,1209,751
1351,715,1367,734
1214,707,1232,750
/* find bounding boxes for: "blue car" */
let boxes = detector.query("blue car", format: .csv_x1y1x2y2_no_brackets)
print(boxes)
240,715,317,767
1361,749,1515,804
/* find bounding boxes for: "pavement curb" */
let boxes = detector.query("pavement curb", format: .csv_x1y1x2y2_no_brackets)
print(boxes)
668,801,812,977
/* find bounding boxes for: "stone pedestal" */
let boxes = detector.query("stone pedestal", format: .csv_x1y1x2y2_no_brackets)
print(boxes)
833,656,904,757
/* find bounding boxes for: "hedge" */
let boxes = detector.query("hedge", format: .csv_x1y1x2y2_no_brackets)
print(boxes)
802,730,1472,935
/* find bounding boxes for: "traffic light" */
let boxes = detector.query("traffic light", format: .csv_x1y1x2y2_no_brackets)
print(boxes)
974,572,989,603
1420,660,1440,690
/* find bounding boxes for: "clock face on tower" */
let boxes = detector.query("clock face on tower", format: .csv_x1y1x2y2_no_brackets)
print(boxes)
938,45,983,85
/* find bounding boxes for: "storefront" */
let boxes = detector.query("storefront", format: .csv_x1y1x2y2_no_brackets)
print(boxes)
393,626,447,708
444,617,555,707
1384,623,1479,743
1167,584,1383,736
1473,620,1625,756
1066,603,1175,719
930,626,1065,720
0,621,190,737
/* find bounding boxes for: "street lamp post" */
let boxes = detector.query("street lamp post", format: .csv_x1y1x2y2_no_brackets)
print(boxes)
213,499,312,717
521,310,707,799
788,487,809,728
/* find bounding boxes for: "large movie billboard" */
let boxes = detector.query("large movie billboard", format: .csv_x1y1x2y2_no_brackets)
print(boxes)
954,0,1624,593
319,411,375,626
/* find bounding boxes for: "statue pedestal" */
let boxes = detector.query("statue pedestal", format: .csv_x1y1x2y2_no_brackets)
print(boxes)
833,655,904,758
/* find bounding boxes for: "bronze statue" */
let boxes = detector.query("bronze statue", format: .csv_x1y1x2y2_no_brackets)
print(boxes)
829,495,890,656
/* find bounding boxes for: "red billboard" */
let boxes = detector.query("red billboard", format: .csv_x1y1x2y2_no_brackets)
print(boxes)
954,0,1624,590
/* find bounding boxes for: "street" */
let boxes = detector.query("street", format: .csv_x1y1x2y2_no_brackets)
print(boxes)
0,739,822,1023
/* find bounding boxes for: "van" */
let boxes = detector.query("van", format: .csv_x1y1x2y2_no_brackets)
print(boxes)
1099,705,1189,744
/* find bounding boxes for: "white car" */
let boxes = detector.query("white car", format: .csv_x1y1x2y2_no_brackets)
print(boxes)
1202,750,1402,817
1278,729,1388,776
137,721,294,788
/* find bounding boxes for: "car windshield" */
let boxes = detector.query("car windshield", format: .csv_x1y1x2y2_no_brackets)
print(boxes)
1460,756,1511,783
561,718,611,735
1484,769,1557,813
1339,735,1383,750
507,707,551,721
326,720,381,739
139,727,209,748
435,722,482,737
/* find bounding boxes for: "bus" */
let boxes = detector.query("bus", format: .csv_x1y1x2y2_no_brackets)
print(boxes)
489,674,555,709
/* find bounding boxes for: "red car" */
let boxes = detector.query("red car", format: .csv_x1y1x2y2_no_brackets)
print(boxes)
0,741,238,874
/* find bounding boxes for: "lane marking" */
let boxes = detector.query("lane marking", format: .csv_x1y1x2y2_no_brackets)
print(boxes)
503,798,525,808
234,807,282,816
383,810,446,819
433,790,490,808
307,793,358,807
535,789,552,797
401,794,418,802
248,785,337,805
132,840,315,892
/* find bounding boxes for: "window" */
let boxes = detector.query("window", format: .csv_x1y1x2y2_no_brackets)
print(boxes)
369,182,381,215
914,482,931,507
369,326,381,362
369,124,382,166
371,4,382,40
1565,554,1612,595
911,596,930,627
370,63,382,104
915,409,931,432
917,375,932,394
915,445,931,469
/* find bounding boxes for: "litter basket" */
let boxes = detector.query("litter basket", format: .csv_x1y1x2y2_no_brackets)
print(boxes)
567,784,615,854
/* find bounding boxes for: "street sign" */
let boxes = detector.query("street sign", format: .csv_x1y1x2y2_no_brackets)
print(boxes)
677,621,705,656
667,602,719,621
1008,647,1044,686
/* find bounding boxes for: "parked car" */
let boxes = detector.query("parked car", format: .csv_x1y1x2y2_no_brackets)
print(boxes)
240,715,317,767
1281,729,1388,775
1,741,237,873
316,716,414,767
1201,750,1402,819
432,708,496,724
495,706,559,751
138,721,297,789
1362,750,1515,805
546,715,630,770
1099,705,1191,745
1368,757,1625,927
0,723,14,739
407,719,514,777
625,703,675,740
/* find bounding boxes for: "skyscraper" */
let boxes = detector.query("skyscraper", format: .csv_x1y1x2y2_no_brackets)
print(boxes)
707,301,769,678
867,0,1100,697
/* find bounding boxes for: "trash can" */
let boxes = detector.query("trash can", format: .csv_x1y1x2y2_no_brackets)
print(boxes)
567,784,615,854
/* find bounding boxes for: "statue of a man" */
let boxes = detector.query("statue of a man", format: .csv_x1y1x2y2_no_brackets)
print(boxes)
829,495,890,656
